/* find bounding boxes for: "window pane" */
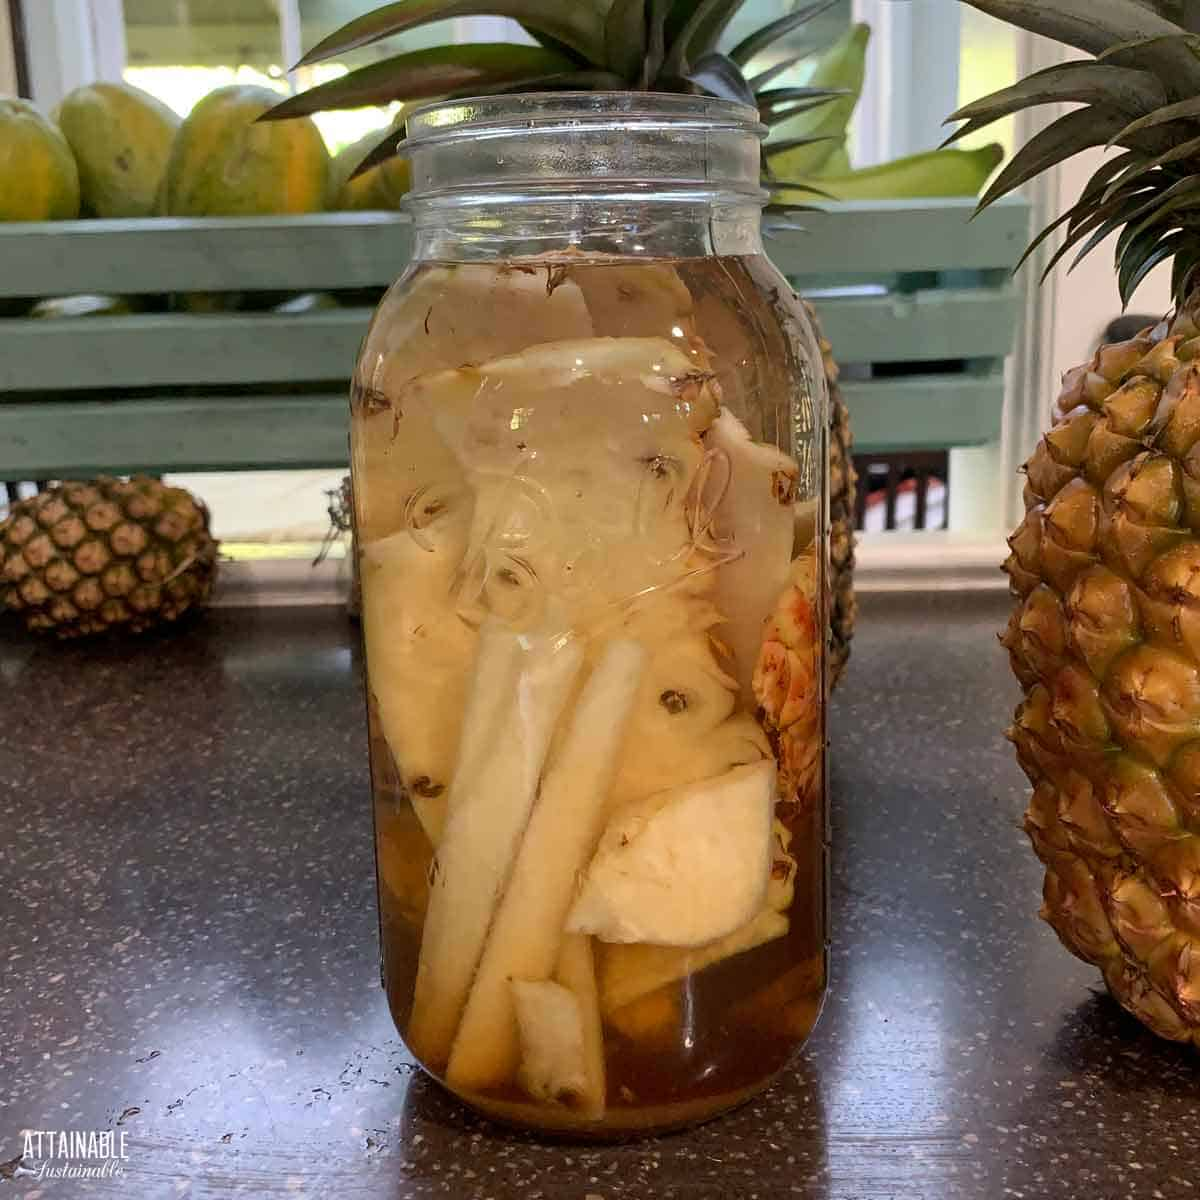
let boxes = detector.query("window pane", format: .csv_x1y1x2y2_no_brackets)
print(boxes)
957,6,1017,158
123,0,286,118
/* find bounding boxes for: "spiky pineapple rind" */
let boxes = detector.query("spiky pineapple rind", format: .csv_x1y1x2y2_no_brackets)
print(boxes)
0,475,219,638
1004,306,1200,1046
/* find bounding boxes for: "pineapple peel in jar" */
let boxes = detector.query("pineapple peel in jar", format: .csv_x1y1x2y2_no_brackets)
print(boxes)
351,94,828,1136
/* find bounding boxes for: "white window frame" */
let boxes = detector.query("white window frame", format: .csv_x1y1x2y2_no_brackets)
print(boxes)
21,0,125,108
1,1,18,95
855,28,1070,586
27,2,528,102
852,0,961,164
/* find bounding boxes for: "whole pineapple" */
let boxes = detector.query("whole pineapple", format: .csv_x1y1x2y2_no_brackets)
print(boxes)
807,299,856,688
271,0,858,686
956,0,1200,1043
1,477,218,637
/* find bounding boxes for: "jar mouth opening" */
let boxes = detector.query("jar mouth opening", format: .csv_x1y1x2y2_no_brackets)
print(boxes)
404,91,766,149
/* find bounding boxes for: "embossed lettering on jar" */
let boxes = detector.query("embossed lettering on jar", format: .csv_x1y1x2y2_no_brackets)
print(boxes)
350,93,830,1136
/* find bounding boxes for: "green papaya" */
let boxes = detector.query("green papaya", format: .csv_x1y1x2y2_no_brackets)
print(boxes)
55,81,179,217
162,85,329,216
0,97,80,221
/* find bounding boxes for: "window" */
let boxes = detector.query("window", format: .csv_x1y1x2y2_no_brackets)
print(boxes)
122,0,416,154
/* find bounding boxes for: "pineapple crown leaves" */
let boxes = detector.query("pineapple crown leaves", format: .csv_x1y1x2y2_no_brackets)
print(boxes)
263,0,847,179
950,0,1200,306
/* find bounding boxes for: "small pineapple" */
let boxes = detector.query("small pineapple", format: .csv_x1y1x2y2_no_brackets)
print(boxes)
0,477,218,637
958,0,1200,1043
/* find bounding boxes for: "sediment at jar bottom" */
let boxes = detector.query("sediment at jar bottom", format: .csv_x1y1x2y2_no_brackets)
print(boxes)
354,255,827,1133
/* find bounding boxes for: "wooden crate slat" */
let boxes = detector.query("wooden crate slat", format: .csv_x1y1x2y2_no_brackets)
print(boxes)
811,286,1021,364
0,200,1029,477
765,196,1028,275
0,287,1021,392
0,198,1027,298
0,371,1006,475
841,371,1006,453
0,310,373,391
0,395,349,477
0,213,414,298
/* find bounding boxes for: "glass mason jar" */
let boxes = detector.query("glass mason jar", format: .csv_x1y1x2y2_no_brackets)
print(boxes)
351,93,828,1136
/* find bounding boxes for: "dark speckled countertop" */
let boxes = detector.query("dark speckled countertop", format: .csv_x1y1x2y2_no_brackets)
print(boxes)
2,591,1197,1199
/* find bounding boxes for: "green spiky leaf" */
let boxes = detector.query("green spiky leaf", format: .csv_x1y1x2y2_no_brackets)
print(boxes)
1096,33,1200,100
296,0,608,67
728,0,842,66
1119,228,1185,304
766,178,838,201
605,0,647,80
758,85,846,104
1012,198,1087,274
1172,247,1200,297
518,24,589,61
1114,175,1200,248
1098,31,1200,64
663,0,742,76
664,0,744,67
349,125,406,180
264,44,574,118
749,51,810,91
1066,187,1161,273
1020,151,1152,278
685,51,756,106
446,68,627,97
761,99,841,126
758,85,845,111
1109,94,1200,145
944,62,1167,137
1038,198,1130,282
1101,135,1200,201
642,0,673,86
961,0,1187,56
1136,1,1200,33
762,134,840,157
758,88,845,129
963,3,1200,101
977,106,1130,211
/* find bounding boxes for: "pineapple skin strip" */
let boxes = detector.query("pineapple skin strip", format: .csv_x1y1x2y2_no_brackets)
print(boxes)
445,622,522,811
406,627,585,1068
553,934,606,1119
410,623,520,845
446,639,646,1092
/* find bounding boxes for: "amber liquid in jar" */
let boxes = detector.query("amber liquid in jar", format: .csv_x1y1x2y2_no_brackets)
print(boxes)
354,255,827,1135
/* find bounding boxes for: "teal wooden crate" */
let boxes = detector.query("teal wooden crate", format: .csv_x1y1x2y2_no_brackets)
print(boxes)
0,197,1029,475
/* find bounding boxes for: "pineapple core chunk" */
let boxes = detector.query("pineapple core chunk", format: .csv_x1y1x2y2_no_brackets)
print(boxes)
567,759,776,946
566,259,699,341
600,909,789,1015
599,819,797,1014
702,408,799,701
360,262,594,398
512,980,592,1109
395,337,721,629
360,508,477,841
